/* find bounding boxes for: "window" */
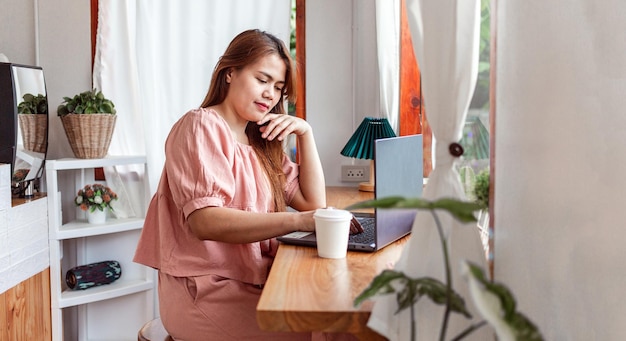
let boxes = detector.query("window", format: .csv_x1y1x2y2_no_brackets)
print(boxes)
459,0,491,184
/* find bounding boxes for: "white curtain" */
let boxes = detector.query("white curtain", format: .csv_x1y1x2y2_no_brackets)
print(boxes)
375,0,400,132
367,0,490,339
93,0,291,195
495,1,626,339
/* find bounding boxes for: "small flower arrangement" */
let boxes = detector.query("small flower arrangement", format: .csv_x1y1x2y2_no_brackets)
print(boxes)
75,184,118,212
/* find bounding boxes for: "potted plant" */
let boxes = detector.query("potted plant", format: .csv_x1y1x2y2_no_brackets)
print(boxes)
74,183,118,224
347,196,543,341
17,93,48,153
57,89,117,159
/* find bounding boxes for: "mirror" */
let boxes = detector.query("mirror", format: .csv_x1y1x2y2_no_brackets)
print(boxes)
0,62,48,198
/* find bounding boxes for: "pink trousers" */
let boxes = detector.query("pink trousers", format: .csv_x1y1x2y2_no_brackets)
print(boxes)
158,272,359,341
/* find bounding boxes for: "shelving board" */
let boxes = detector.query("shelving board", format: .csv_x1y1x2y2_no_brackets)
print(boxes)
46,155,147,171
52,217,145,240
56,278,154,308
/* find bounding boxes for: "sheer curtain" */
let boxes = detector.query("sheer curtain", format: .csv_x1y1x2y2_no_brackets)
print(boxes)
367,0,490,339
93,0,291,195
375,0,400,132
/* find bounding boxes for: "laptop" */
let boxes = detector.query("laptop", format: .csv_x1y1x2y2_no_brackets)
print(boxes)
278,134,423,252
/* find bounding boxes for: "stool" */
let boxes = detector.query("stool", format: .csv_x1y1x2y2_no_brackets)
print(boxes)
138,318,173,341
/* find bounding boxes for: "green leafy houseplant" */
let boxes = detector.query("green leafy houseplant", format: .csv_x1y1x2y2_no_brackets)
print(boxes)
57,89,117,159
17,93,48,115
57,88,116,116
346,197,543,341
74,184,118,212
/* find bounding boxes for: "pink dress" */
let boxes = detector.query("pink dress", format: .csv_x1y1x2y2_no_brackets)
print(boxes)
133,108,310,340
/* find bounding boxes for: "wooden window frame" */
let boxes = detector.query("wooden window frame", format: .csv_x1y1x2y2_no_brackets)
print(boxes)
294,0,432,176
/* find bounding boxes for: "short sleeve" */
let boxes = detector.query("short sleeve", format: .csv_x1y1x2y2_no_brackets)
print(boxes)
164,109,236,218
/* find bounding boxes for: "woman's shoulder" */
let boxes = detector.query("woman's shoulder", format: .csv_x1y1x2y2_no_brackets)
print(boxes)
182,107,222,123
173,107,228,133
166,107,229,144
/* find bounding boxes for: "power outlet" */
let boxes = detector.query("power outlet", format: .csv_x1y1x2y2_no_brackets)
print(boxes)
341,165,368,182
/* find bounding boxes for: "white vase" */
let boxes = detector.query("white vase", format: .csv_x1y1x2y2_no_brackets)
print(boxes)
87,209,107,224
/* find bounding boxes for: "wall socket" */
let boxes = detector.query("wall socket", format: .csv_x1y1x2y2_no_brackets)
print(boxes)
341,165,369,182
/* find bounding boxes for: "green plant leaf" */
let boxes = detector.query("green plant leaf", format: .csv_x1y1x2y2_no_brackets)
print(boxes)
354,270,472,319
345,197,481,223
353,269,404,306
429,198,483,223
99,102,114,114
17,93,48,115
345,196,407,210
57,88,116,116
57,105,69,116
464,261,544,341
399,276,472,318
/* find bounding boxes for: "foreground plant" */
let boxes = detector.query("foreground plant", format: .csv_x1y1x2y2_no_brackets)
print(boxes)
347,197,543,341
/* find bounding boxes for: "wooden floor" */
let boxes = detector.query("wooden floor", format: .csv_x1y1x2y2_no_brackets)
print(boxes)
0,268,52,341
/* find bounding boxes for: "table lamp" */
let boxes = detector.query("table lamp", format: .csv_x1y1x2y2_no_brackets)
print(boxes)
340,117,396,192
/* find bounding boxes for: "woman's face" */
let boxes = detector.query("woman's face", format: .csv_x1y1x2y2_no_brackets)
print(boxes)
225,53,286,123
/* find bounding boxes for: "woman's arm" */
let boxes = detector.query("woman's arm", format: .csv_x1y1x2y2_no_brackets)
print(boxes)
288,128,326,210
188,206,315,243
187,114,327,244
257,114,326,211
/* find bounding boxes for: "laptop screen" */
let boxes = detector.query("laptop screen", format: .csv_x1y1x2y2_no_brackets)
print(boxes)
374,135,423,249
375,134,423,198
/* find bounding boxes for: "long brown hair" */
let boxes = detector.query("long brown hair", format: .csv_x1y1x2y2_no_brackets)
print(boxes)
200,29,297,212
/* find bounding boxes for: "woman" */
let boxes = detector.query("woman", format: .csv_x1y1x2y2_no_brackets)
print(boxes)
134,30,327,340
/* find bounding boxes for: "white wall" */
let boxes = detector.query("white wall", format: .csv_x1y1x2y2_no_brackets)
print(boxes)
0,0,37,64
0,0,91,161
38,0,92,160
494,1,626,339
307,0,380,186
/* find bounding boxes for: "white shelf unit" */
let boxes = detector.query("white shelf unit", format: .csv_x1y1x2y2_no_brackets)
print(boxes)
46,156,155,341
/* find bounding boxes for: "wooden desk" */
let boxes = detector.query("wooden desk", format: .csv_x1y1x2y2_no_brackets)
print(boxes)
257,187,408,340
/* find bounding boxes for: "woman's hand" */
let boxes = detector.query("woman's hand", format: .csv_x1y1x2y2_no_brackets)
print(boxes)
257,113,310,141
258,112,326,212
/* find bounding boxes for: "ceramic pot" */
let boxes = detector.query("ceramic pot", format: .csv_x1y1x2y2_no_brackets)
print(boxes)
86,209,107,224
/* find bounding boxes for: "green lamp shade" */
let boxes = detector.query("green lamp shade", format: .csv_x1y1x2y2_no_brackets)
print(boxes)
340,117,396,160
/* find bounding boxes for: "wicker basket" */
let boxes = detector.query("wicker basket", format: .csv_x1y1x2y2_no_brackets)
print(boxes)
60,113,117,159
18,114,48,153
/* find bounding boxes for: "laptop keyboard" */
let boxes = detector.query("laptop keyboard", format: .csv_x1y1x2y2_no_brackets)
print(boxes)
349,217,375,244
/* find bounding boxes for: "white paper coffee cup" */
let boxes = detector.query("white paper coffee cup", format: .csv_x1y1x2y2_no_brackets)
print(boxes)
314,207,352,259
